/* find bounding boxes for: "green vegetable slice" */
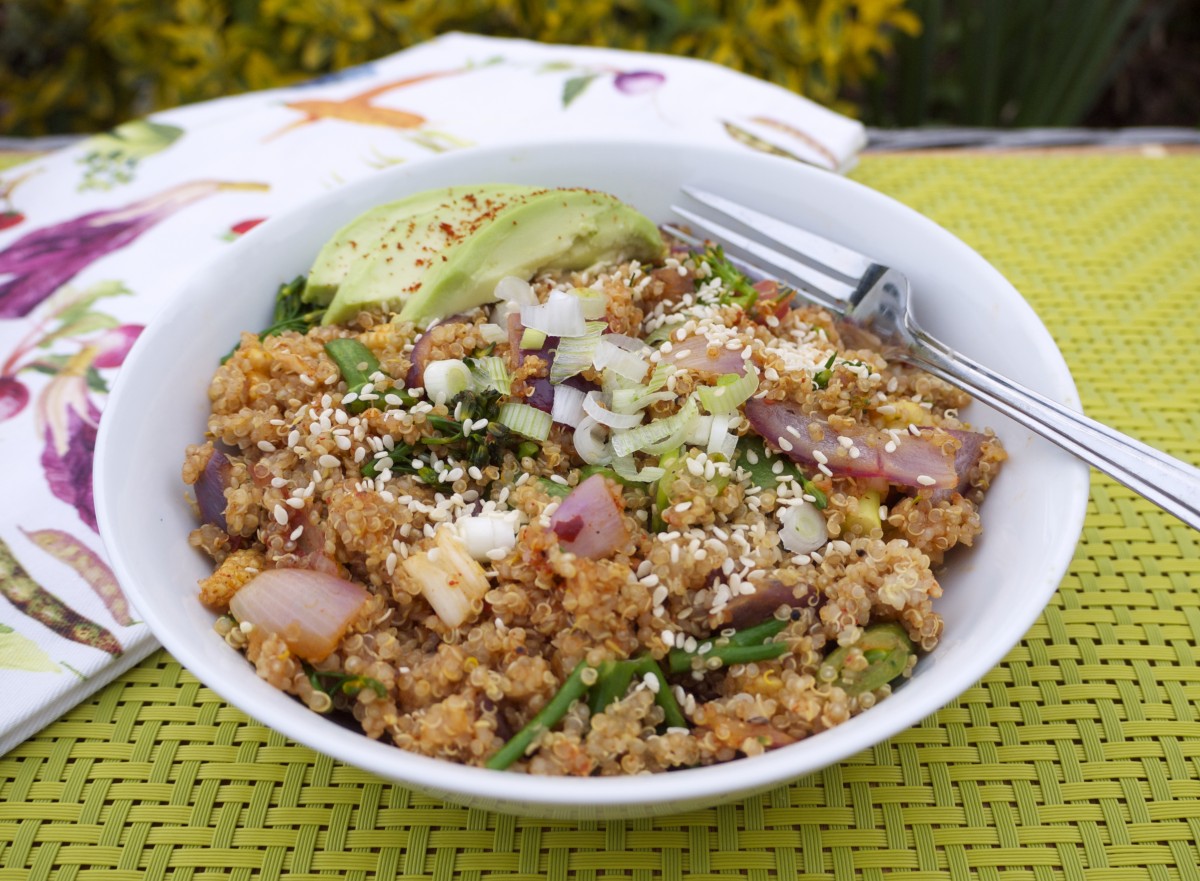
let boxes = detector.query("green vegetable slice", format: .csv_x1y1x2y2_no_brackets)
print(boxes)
823,623,915,695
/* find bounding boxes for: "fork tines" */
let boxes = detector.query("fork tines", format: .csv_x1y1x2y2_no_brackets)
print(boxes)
672,187,886,313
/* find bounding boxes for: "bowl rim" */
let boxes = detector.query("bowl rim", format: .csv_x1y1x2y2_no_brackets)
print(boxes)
95,136,1090,814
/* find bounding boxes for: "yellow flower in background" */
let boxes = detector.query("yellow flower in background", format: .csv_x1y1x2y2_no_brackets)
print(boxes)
0,0,919,134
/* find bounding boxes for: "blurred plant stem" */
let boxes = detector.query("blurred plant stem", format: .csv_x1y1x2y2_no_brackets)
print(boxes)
863,0,1181,127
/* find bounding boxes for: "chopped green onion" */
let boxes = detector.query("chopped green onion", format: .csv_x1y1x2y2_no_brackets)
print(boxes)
424,359,474,406
813,353,837,390
573,288,608,320
519,328,547,350
549,322,606,384
593,338,650,383
498,402,553,441
611,363,675,414
611,455,665,483
612,396,699,457
696,369,759,415
471,356,512,395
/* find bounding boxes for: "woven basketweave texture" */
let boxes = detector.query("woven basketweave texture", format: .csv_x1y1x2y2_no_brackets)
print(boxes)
2,154,1199,880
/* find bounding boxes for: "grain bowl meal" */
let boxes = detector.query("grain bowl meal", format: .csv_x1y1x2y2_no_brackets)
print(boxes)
183,185,1006,775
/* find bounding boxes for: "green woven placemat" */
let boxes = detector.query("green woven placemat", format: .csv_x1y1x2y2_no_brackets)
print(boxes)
3,154,1199,880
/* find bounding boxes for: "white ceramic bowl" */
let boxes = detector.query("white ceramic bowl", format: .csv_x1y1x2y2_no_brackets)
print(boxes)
95,139,1089,819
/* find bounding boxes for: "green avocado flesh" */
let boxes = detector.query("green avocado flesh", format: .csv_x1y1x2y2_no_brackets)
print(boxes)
313,185,666,326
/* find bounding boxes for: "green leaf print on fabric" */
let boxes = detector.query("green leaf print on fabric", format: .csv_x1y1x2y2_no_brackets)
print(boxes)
0,623,62,673
77,120,185,192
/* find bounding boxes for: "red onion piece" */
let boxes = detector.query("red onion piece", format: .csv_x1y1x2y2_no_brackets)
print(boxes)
549,474,628,559
744,398,960,489
929,428,989,501
526,377,555,413
668,335,746,376
405,328,435,389
196,448,232,531
229,568,370,663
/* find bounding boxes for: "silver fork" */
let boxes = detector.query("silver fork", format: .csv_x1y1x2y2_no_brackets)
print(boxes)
669,186,1200,531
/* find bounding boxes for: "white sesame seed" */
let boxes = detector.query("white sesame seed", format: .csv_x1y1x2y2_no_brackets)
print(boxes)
257,440,276,453
272,505,288,526
884,440,897,453
674,501,692,513
777,437,794,452
837,435,853,449
812,449,828,465
486,548,507,561
550,474,569,486
289,525,304,541
285,497,305,509
917,474,937,486
318,454,340,469
270,477,288,488
334,435,351,450
385,552,397,576
849,447,861,459
818,463,833,477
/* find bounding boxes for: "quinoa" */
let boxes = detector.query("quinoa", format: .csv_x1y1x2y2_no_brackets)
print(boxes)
184,232,1005,775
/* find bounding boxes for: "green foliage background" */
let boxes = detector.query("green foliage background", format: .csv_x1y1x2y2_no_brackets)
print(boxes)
0,0,919,135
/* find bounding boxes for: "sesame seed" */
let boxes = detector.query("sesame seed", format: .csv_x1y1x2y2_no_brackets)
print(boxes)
257,440,276,453
772,461,784,475
285,497,305,509
917,474,937,486
272,505,288,526
317,454,339,469
334,435,351,450
354,447,366,463
550,474,569,486
849,447,861,459
818,463,833,477
837,435,853,449
385,552,397,576
777,437,794,452
674,501,692,513
289,525,304,541
270,477,288,488
884,440,897,453
812,449,828,465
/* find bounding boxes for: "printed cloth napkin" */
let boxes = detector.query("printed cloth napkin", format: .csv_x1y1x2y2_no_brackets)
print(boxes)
0,32,865,754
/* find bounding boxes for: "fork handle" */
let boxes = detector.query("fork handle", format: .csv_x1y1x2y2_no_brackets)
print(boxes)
905,327,1200,531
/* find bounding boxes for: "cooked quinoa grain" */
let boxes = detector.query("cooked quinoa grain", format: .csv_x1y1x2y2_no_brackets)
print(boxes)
184,233,1005,774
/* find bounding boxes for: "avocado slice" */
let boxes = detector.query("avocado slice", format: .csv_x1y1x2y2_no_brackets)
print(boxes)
318,186,666,326
305,184,518,307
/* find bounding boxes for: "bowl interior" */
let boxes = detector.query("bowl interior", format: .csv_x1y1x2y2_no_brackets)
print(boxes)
95,139,1089,819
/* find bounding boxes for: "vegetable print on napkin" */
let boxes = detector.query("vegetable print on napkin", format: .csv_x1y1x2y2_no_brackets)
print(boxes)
0,32,864,754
